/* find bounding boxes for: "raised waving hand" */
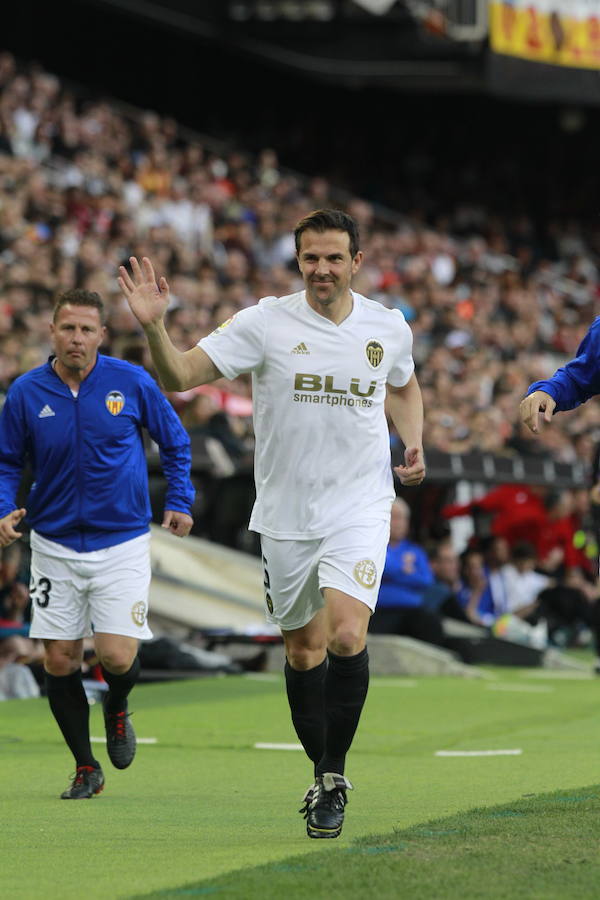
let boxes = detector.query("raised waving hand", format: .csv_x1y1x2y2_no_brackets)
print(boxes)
118,257,170,328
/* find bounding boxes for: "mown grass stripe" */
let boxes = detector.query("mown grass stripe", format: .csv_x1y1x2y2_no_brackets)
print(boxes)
135,786,600,900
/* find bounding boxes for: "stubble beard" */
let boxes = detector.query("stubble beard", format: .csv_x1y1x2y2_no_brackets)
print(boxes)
308,279,340,308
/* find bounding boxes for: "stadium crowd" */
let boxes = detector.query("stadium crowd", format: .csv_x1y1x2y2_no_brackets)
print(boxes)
1,51,600,678
1,52,600,468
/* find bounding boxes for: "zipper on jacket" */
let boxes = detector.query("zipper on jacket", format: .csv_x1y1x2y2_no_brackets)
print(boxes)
74,393,84,552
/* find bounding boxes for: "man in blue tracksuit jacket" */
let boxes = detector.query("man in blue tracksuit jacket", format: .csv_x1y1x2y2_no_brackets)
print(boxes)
0,288,195,799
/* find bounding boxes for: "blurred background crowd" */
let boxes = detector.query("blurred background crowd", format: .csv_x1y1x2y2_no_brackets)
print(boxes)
2,45,600,690
2,51,600,468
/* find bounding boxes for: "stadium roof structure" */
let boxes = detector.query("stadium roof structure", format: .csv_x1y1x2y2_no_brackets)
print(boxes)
23,0,598,105
48,0,490,94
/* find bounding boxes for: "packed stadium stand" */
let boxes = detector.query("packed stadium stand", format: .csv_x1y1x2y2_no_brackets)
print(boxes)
2,0,600,674
0,46,598,497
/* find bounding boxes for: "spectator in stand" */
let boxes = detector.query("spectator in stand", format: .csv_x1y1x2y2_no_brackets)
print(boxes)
442,484,587,582
500,541,551,620
442,483,549,550
535,490,581,575
180,388,255,548
569,487,599,578
456,547,496,627
528,570,600,662
484,538,600,653
479,534,512,617
422,538,462,614
0,635,40,699
369,498,447,647
421,538,484,627
182,389,252,473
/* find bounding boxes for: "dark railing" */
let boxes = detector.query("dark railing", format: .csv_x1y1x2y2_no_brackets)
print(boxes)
409,448,589,489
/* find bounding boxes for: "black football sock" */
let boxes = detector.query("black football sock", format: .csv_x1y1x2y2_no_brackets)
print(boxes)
316,647,369,777
101,656,141,714
45,669,99,769
285,657,327,776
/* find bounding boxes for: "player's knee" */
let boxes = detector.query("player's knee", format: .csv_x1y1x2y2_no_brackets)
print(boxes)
44,643,82,676
98,648,135,674
328,624,365,657
285,642,326,671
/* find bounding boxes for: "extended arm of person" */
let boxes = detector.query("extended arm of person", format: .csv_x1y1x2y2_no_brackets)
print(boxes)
520,318,600,433
119,256,223,391
0,386,28,547
386,375,426,486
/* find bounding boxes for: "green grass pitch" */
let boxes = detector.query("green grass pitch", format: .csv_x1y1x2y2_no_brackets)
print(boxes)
3,665,600,898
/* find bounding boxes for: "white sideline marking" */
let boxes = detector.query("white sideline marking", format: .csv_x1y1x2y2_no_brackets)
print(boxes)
244,674,280,682
435,749,522,757
485,683,554,694
91,736,158,744
254,742,303,751
522,670,594,681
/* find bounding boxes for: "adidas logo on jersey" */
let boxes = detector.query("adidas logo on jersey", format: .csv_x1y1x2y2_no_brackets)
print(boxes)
38,405,55,418
291,342,310,355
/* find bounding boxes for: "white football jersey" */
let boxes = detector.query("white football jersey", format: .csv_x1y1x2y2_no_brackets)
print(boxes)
198,290,415,539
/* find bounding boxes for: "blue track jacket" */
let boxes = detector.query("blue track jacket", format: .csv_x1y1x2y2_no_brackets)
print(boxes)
526,317,600,411
0,354,195,551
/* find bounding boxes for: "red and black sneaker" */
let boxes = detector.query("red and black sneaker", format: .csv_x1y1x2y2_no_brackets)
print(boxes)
61,766,105,799
102,696,137,770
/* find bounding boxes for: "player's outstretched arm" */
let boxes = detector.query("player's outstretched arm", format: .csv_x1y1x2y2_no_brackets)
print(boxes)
119,256,222,391
386,377,426,486
519,390,556,434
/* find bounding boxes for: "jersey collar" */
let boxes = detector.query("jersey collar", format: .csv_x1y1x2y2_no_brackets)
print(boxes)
303,290,360,328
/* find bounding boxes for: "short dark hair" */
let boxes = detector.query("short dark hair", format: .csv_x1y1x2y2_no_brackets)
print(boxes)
511,541,537,562
294,208,360,259
53,289,105,323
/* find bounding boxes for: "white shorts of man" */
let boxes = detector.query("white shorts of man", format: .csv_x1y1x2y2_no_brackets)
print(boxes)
29,531,153,645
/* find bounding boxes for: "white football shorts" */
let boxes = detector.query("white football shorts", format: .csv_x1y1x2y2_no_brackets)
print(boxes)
28,531,153,641
260,520,390,631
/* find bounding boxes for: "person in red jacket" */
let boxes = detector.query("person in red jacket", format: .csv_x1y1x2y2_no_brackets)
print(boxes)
442,484,548,548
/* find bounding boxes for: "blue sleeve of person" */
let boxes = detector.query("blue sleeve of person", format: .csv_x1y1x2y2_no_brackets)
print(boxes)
525,317,600,411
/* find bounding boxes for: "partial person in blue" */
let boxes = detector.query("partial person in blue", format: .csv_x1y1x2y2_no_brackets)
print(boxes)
0,289,195,799
455,546,497,627
369,497,446,646
520,318,600,432
520,322,600,668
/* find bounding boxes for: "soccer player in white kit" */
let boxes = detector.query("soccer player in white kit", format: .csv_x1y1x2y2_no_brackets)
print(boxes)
119,209,425,838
